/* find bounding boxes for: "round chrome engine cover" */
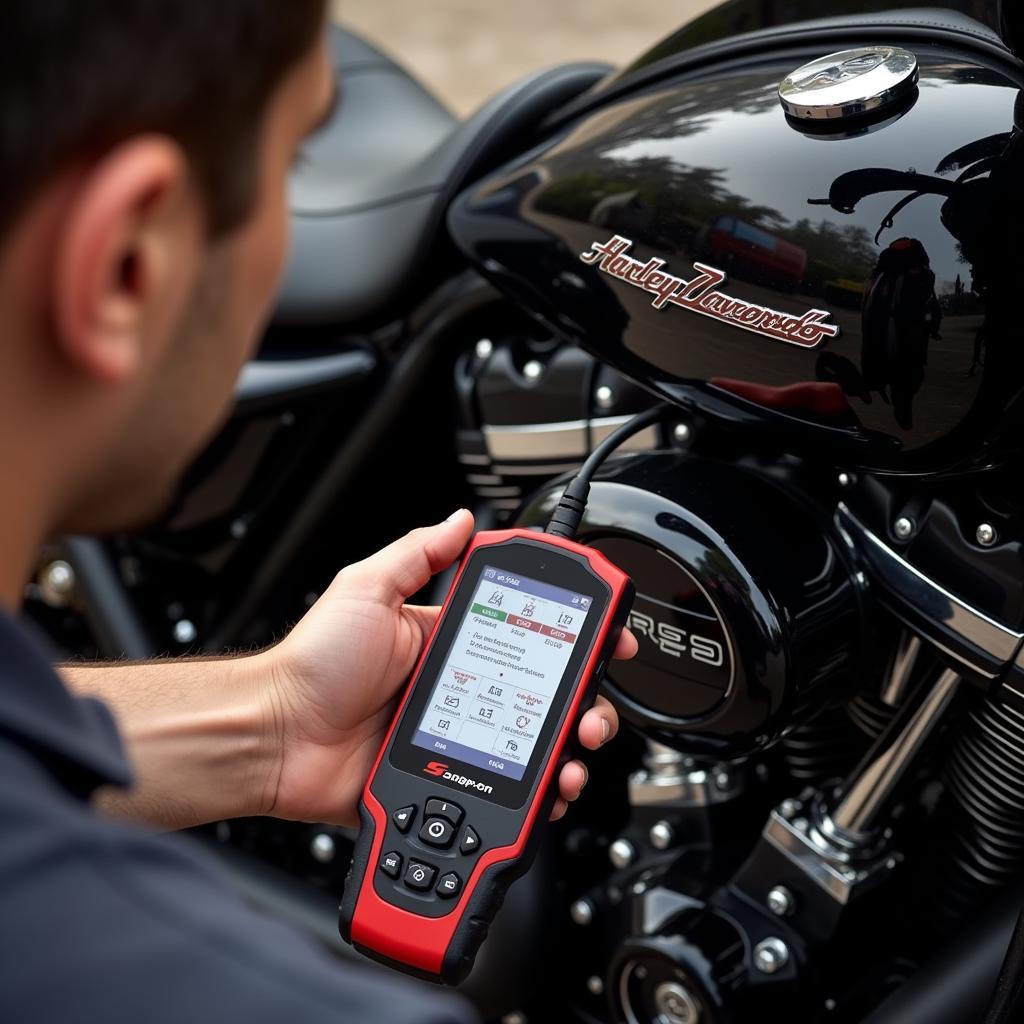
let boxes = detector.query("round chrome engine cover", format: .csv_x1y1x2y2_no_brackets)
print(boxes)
778,46,918,122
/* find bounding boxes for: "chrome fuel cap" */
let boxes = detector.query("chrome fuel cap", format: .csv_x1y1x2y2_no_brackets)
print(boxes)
779,46,918,122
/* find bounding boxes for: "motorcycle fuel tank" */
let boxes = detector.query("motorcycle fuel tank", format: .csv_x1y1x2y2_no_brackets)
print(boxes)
449,34,1024,473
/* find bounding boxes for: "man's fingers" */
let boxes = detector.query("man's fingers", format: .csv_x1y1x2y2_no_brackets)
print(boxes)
549,760,590,820
558,760,588,802
613,627,638,660
344,510,474,605
578,695,619,750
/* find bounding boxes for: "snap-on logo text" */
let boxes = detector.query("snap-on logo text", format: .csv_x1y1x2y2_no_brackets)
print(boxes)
422,761,494,794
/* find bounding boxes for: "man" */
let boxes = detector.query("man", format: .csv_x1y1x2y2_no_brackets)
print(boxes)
0,4,635,1022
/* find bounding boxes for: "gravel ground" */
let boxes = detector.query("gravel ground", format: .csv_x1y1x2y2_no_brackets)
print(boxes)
334,0,719,117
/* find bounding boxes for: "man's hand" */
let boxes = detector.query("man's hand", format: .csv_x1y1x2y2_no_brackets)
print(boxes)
255,509,637,827
65,511,635,831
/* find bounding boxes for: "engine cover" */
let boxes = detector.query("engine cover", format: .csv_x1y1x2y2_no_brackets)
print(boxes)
517,453,865,756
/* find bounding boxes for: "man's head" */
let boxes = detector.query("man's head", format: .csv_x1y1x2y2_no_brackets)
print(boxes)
0,2,332,537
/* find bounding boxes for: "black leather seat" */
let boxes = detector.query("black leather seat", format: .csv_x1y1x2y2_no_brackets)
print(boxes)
274,26,610,326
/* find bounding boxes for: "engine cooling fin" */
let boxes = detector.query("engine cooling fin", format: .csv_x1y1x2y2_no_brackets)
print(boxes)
931,695,1024,932
847,692,899,740
781,705,872,785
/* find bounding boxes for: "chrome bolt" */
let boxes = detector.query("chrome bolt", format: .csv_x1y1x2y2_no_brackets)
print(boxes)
714,769,731,790
838,471,855,489
310,832,336,864
474,338,494,360
595,385,615,409
792,817,809,832
501,1013,527,1024
673,422,692,444
894,516,915,540
173,619,197,645
654,981,701,1024
649,820,675,850
977,523,997,546
632,881,647,895
523,360,543,381
609,838,636,869
230,519,248,540
570,899,594,925
766,885,796,917
753,937,790,975
779,798,800,818
38,560,76,608
586,976,604,996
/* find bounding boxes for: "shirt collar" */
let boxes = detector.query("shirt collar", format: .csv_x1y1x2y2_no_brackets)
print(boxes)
0,611,133,797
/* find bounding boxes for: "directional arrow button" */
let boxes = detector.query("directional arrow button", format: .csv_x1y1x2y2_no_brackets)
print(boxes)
393,805,416,833
459,826,481,856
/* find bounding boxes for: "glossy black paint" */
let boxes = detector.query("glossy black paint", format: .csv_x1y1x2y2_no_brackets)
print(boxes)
602,1,1007,88
450,46,1024,473
517,452,865,757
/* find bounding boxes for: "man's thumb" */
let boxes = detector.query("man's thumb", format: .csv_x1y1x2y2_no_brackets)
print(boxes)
351,509,475,605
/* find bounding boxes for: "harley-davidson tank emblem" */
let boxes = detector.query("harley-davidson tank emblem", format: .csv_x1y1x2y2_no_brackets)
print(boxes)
580,235,839,349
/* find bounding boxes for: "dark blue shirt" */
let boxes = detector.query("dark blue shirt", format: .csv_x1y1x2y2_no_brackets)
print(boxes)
0,614,476,1023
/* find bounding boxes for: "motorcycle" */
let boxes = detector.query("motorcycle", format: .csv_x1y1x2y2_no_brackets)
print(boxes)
27,1,1024,1020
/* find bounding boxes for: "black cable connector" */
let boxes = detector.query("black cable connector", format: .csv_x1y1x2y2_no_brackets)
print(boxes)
546,404,669,540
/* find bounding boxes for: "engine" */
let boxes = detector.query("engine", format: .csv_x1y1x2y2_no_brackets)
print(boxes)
447,25,1024,1024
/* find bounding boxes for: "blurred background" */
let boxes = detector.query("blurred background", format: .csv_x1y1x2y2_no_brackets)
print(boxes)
333,0,720,117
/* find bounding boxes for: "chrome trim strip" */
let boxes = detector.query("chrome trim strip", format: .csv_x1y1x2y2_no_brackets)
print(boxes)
490,462,581,476
483,414,658,461
836,504,1024,672
591,422,659,453
483,418,591,460
474,486,522,498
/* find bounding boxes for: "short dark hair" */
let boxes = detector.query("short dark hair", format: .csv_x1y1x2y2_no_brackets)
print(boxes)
0,1,327,239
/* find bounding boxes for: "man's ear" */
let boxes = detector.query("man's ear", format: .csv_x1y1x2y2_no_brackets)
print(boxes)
53,135,195,385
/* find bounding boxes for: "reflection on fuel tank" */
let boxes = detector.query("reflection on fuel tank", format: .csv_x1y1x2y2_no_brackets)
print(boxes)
697,215,808,291
816,238,941,431
809,101,1024,439
861,237,942,429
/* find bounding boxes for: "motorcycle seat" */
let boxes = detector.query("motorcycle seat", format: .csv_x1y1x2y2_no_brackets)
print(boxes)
275,25,610,327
